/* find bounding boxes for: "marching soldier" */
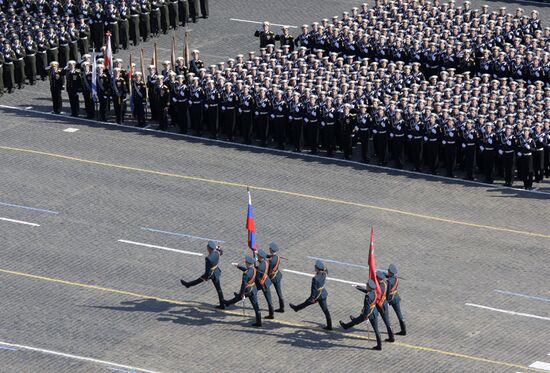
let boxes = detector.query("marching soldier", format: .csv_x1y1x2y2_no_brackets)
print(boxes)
112,68,128,123
387,264,406,336
132,71,147,127
49,61,64,114
289,260,332,331
254,87,271,146
225,256,262,327
150,0,161,36
498,125,516,187
339,279,382,350
46,28,59,65
65,61,81,117
180,240,225,309
479,123,497,184
267,242,284,313
375,270,395,343
159,0,170,34
237,85,254,144
254,22,275,49
253,249,275,319
57,25,71,72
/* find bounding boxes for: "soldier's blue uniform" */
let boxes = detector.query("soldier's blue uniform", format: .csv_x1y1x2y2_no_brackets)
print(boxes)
375,270,395,342
387,264,406,335
225,256,262,327
255,249,274,319
289,260,332,330
339,279,382,350
180,240,225,309
268,242,285,312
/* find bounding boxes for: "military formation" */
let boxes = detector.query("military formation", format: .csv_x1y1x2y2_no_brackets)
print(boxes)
0,0,208,95
180,240,406,351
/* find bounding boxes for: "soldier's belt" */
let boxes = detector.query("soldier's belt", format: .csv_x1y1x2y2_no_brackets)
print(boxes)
80,37,88,39
394,134,404,137
192,101,201,104
208,103,218,106
466,143,475,146
275,115,284,118
131,14,139,17
413,136,422,139
50,47,58,50
536,148,544,151
225,106,235,110
428,138,438,142
60,44,69,47
242,110,251,113
27,54,36,57
110,22,118,24
17,58,23,61
359,128,368,131
523,153,532,156
485,148,494,151
292,117,303,120
38,51,46,53
259,112,268,115
446,141,455,144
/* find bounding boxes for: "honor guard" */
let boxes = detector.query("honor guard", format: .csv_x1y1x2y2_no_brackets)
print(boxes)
12,39,26,90
275,26,294,52
479,123,497,184
23,34,37,86
35,31,49,81
204,79,221,138
132,72,147,126
156,78,171,130
373,106,389,165
271,90,288,149
498,125,516,186
390,110,405,168
341,103,357,160
461,120,478,180
173,74,189,133
339,279,382,350
532,123,546,183
224,255,262,327
64,60,81,117
90,2,105,51
180,240,225,309
356,104,371,163
517,127,535,190
267,242,285,312
387,264,406,336
304,95,321,154
118,0,130,49
112,68,128,123
221,82,238,141
3,42,17,93
289,260,332,330
78,18,91,56
289,92,305,152
424,113,441,174
97,63,111,121
49,61,64,114
442,119,458,177
188,76,205,135
81,62,96,119
375,270,395,342
254,87,271,146
254,249,275,319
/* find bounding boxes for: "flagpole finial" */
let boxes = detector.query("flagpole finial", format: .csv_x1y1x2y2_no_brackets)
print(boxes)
247,186,250,192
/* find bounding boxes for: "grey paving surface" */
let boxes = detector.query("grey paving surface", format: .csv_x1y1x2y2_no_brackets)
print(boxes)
0,0,549,372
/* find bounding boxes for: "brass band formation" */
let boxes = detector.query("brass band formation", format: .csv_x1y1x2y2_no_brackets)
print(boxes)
3,0,550,190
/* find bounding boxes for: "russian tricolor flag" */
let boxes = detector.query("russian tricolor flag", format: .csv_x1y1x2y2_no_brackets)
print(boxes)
246,189,256,251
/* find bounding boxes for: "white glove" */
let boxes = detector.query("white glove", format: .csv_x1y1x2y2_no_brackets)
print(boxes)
221,106,226,111
321,122,325,127
295,108,299,112
245,102,249,107
270,114,275,119
381,123,386,128
415,125,419,131
431,128,436,134
328,113,333,118
506,140,511,146
462,143,466,148
289,115,293,120
468,134,473,139
188,100,192,105
354,126,359,132
172,97,176,102
373,129,378,134
254,111,259,116
480,145,484,151
407,134,413,139
449,132,454,137
498,149,503,155
278,107,283,112
204,104,208,109
517,152,522,156
304,118,309,123
423,136,428,141
238,108,242,113
525,144,530,150
390,133,394,138
397,125,401,131
488,138,493,144
442,140,446,145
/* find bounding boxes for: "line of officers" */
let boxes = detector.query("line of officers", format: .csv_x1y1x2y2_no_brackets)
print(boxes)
180,241,407,351
0,0,209,95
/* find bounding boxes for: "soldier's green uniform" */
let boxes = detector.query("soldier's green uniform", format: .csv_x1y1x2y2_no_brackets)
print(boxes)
224,256,262,327
387,264,406,335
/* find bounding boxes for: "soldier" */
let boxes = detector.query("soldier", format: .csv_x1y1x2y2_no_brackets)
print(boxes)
173,74,189,133
390,110,405,168
57,25,71,71
254,22,275,49
48,61,64,114
178,0,189,27
424,113,441,174
341,103,356,160
156,77,170,130
267,242,284,313
189,50,204,75
139,0,151,42
23,34,37,85
129,0,141,46
147,65,159,120
305,95,321,154
12,38,26,90
199,0,208,19
189,76,204,135
442,119,458,177
356,104,371,163
532,123,546,183
90,1,105,51
271,90,288,149
188,0,199,23
78,17,91,56
180,240,225,309
387,264,406,336
97,63,111,121
253,249,275,319
254,87,271,146
65,60,81,117
339,279,382,350
321,97,337,157
479,123,497,184
35,31,49,81
204,79,220,138
169,0,179,29
131,71,147,127
289,260,332,331
373,106,388,165
112,68,128,123
289,92,305,152
462,120,478,180
159,0,170,34
119,0,130,49
150,0,161,36
498,124,516,187
0,52,3,95
105,2,120,54
225,256,262,327
275,26,294,52
67,20,80,62
221,82,238,141
517,127,535,190
81,62,96,119
46,28,60,65
375,270,395,343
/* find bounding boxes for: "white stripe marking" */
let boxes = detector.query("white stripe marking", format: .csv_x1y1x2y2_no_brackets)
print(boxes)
465,303,550,321
118,240,203,256
229,18,298,28
141,227,225,243
0,345,18,351
0,340,161,373
0,217,40,227
494,290,550,303
63,128,79,133
0,201,59,214
529,362,550,371
283,269,362,286
307,256,369,270
1,104,548,197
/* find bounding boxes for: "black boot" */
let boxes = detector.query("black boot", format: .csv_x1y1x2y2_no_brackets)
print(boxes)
396,321,407,336
385,328,395,342
180,279,189,288
372,333,382,350
274,307,285,313
215,304,226,310
252,314,262,327
289,303,298,312
339,320,350,330
324,315,332,331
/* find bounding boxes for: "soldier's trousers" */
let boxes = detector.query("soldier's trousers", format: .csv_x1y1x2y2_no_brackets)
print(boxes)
67,90,80,117
520,155,534,189
503,152,515,185
36,52,47,79
308,121,320,153
51,88,63,114
256,114,269,146
106,23,120,53
358,131,369,162
3,63,15,91
271,277,284,310
257,284,274,315
160,5,169,34
0,65,3,94
342,133,353,160
463,146,476,179
389,296,406,334
83,92,95,119
373,132,387,164
533,150,544,182
226,291,261,324
159,107,169,130
175,102,189,133
187,276,225,307
25,55,36,84
133,99,146,127
342,313,381,347
178,0,189,26
140,14,151,41
409,138,422,170
78,37,90,56
291,118,303,151
272,115,286,148
188,0,199,22
391,136,404,168
222,108,236,140
376,302,394,340
169,1,179,29
200,0,209,17
323,124,335,156
113,97,126,123
129,16,141,46
99,96,109,121
483,150,495,183
293,298,331,328
425,140,439,173
14,59,25,88
444,144,456,177
119,20,130,49
69,41,79,62
151,10,161,35
190,103,203,135
544,146,550,178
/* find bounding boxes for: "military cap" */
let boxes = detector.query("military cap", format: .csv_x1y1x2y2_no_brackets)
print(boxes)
315,260,326,271
376,270,386,279
388,264,398,275
207,240,217,250
245,256,255,265
367,279,377,289
257,249,268,259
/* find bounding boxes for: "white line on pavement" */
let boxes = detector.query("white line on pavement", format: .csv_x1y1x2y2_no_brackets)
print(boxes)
63,128,79,133
118,239,203,256
306,256,369,270
0,201,59,214
0,217,40,227
283,269,363,286
229,18,298,28
494,290,550,303
0,340,161,373
465,303,550,321
1,104,549,197
0,345,18,351
141,227,225,243
529,361,550,371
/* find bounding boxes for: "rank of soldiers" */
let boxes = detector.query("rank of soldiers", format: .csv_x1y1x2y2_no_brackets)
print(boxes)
0,0,209,95
180,240,407,351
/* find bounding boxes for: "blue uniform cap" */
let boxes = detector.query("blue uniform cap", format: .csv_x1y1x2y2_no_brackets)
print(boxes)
207,240,217,250
367,279,376,289
315,260,325,270
376,270,386,279
268,242,279,252
257,249,267,258
388,264,398,275
245,256,255,265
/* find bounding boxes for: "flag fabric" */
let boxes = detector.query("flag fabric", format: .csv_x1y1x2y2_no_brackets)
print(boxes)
128,53,134,113
368,227,382,300
246,189,256,251
170,35,176,69
91,51,97,103
104,32,113,73
183,31,189,66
